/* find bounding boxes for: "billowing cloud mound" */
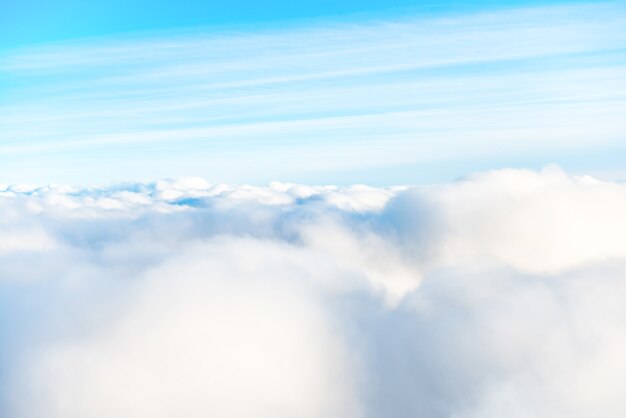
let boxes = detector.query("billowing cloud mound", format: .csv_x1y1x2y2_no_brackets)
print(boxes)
2,167,626,417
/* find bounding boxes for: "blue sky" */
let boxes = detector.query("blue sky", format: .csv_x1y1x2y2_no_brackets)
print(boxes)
1,0,589,49
1,0,625,185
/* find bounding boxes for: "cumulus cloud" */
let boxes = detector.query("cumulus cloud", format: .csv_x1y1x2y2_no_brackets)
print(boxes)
1,167,626,417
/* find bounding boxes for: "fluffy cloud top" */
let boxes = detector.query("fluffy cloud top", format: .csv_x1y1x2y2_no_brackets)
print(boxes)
1,167,626,417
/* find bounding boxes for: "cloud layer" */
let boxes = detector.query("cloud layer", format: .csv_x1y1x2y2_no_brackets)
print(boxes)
2,167,626,417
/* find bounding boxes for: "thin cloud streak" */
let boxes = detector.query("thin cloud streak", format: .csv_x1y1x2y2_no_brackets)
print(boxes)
1,2,625,183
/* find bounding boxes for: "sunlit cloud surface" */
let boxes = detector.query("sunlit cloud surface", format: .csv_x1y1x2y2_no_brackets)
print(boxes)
2,167,626,417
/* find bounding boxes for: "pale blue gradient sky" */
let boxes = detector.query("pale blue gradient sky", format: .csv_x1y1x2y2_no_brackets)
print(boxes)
1,1,625,185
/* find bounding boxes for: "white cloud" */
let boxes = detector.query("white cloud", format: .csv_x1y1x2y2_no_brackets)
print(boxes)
2,167,626,417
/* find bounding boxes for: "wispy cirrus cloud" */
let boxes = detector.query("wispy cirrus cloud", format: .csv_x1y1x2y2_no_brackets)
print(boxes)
1,2,626,184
